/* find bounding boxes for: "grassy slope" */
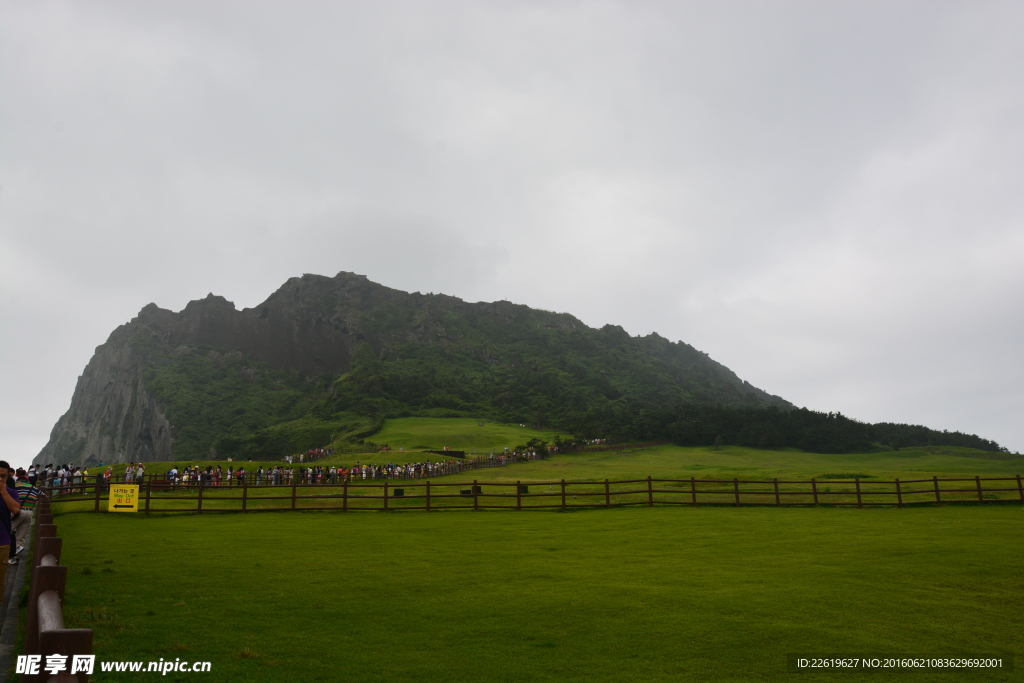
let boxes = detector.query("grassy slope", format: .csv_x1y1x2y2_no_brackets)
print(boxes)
57,507,1022,683
365,417,564,453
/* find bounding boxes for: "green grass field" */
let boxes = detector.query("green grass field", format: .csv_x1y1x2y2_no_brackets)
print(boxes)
437,442,1024,483
366,417,563,453
40,418,1024,682
53,506,1022,683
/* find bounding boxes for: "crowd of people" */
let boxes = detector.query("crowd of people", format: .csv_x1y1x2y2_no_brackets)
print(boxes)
281,446,334,464
24,463,86,489
29,462,127,493
34,444,555,496
166,457,490,486
0,461,44,584
135,446,551,487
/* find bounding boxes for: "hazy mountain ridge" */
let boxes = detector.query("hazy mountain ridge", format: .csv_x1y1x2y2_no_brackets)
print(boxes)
35,272,789,465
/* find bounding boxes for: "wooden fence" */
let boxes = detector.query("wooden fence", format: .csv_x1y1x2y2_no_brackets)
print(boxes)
22,498,94,682
45,475,1024,513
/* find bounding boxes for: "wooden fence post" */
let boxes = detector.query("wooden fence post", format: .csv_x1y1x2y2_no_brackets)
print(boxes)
25,564,67,656
472,480,478,511
34,537,61,569
604,479,610,508
291,482,297,511
855,478,863,509
895,478,903,508
516,481,521,511
933,476,941,504
1017,474,1023,505
811,478,819,505
33,510,52,554
647,476,654,507
975,476,984,503
145,483,151,515
197,483,203,514
384,481,390,511
241,481,248,513
560,480,566,509
93,481,101,513
342,479,348,512
773,478,780,506
39,618,92,683
690,477,697,505
733,478,740,507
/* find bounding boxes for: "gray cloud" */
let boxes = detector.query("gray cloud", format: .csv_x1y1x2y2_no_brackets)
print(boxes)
3,0,1023,466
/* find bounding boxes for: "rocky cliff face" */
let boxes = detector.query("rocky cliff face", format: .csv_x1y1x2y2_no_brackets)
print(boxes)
34,328,173,467
36,271,790,465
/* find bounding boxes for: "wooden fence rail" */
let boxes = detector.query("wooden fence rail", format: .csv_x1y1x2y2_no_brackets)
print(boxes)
45,475,1024,513
22,498,93,683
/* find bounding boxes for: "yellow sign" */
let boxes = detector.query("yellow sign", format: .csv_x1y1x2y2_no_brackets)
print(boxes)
107,484,139,512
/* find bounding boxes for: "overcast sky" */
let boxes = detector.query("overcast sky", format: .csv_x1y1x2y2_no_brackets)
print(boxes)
2,0,1022,467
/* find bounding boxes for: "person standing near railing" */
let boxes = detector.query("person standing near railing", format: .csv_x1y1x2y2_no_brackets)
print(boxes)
10,468,41,565
0,461,23,587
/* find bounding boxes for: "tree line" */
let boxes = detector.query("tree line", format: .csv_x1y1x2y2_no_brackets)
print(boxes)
553,403,1006,454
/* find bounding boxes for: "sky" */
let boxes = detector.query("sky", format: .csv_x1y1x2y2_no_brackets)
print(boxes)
2,0,1022,468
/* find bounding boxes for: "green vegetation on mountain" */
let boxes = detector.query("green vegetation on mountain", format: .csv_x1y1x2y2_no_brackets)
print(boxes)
323,315,777,423
139,347,321,459
139,342,1008,458
662,404,1005,453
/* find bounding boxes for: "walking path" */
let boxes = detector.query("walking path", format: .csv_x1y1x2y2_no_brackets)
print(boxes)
0,526,32,682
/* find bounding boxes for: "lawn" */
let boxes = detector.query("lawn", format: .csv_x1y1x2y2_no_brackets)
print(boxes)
366,417,563,453
52,505,1022,683
440,442,1024,483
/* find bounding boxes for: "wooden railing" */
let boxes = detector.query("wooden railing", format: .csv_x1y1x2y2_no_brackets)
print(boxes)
22,498,93,682
45,475,1024,513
